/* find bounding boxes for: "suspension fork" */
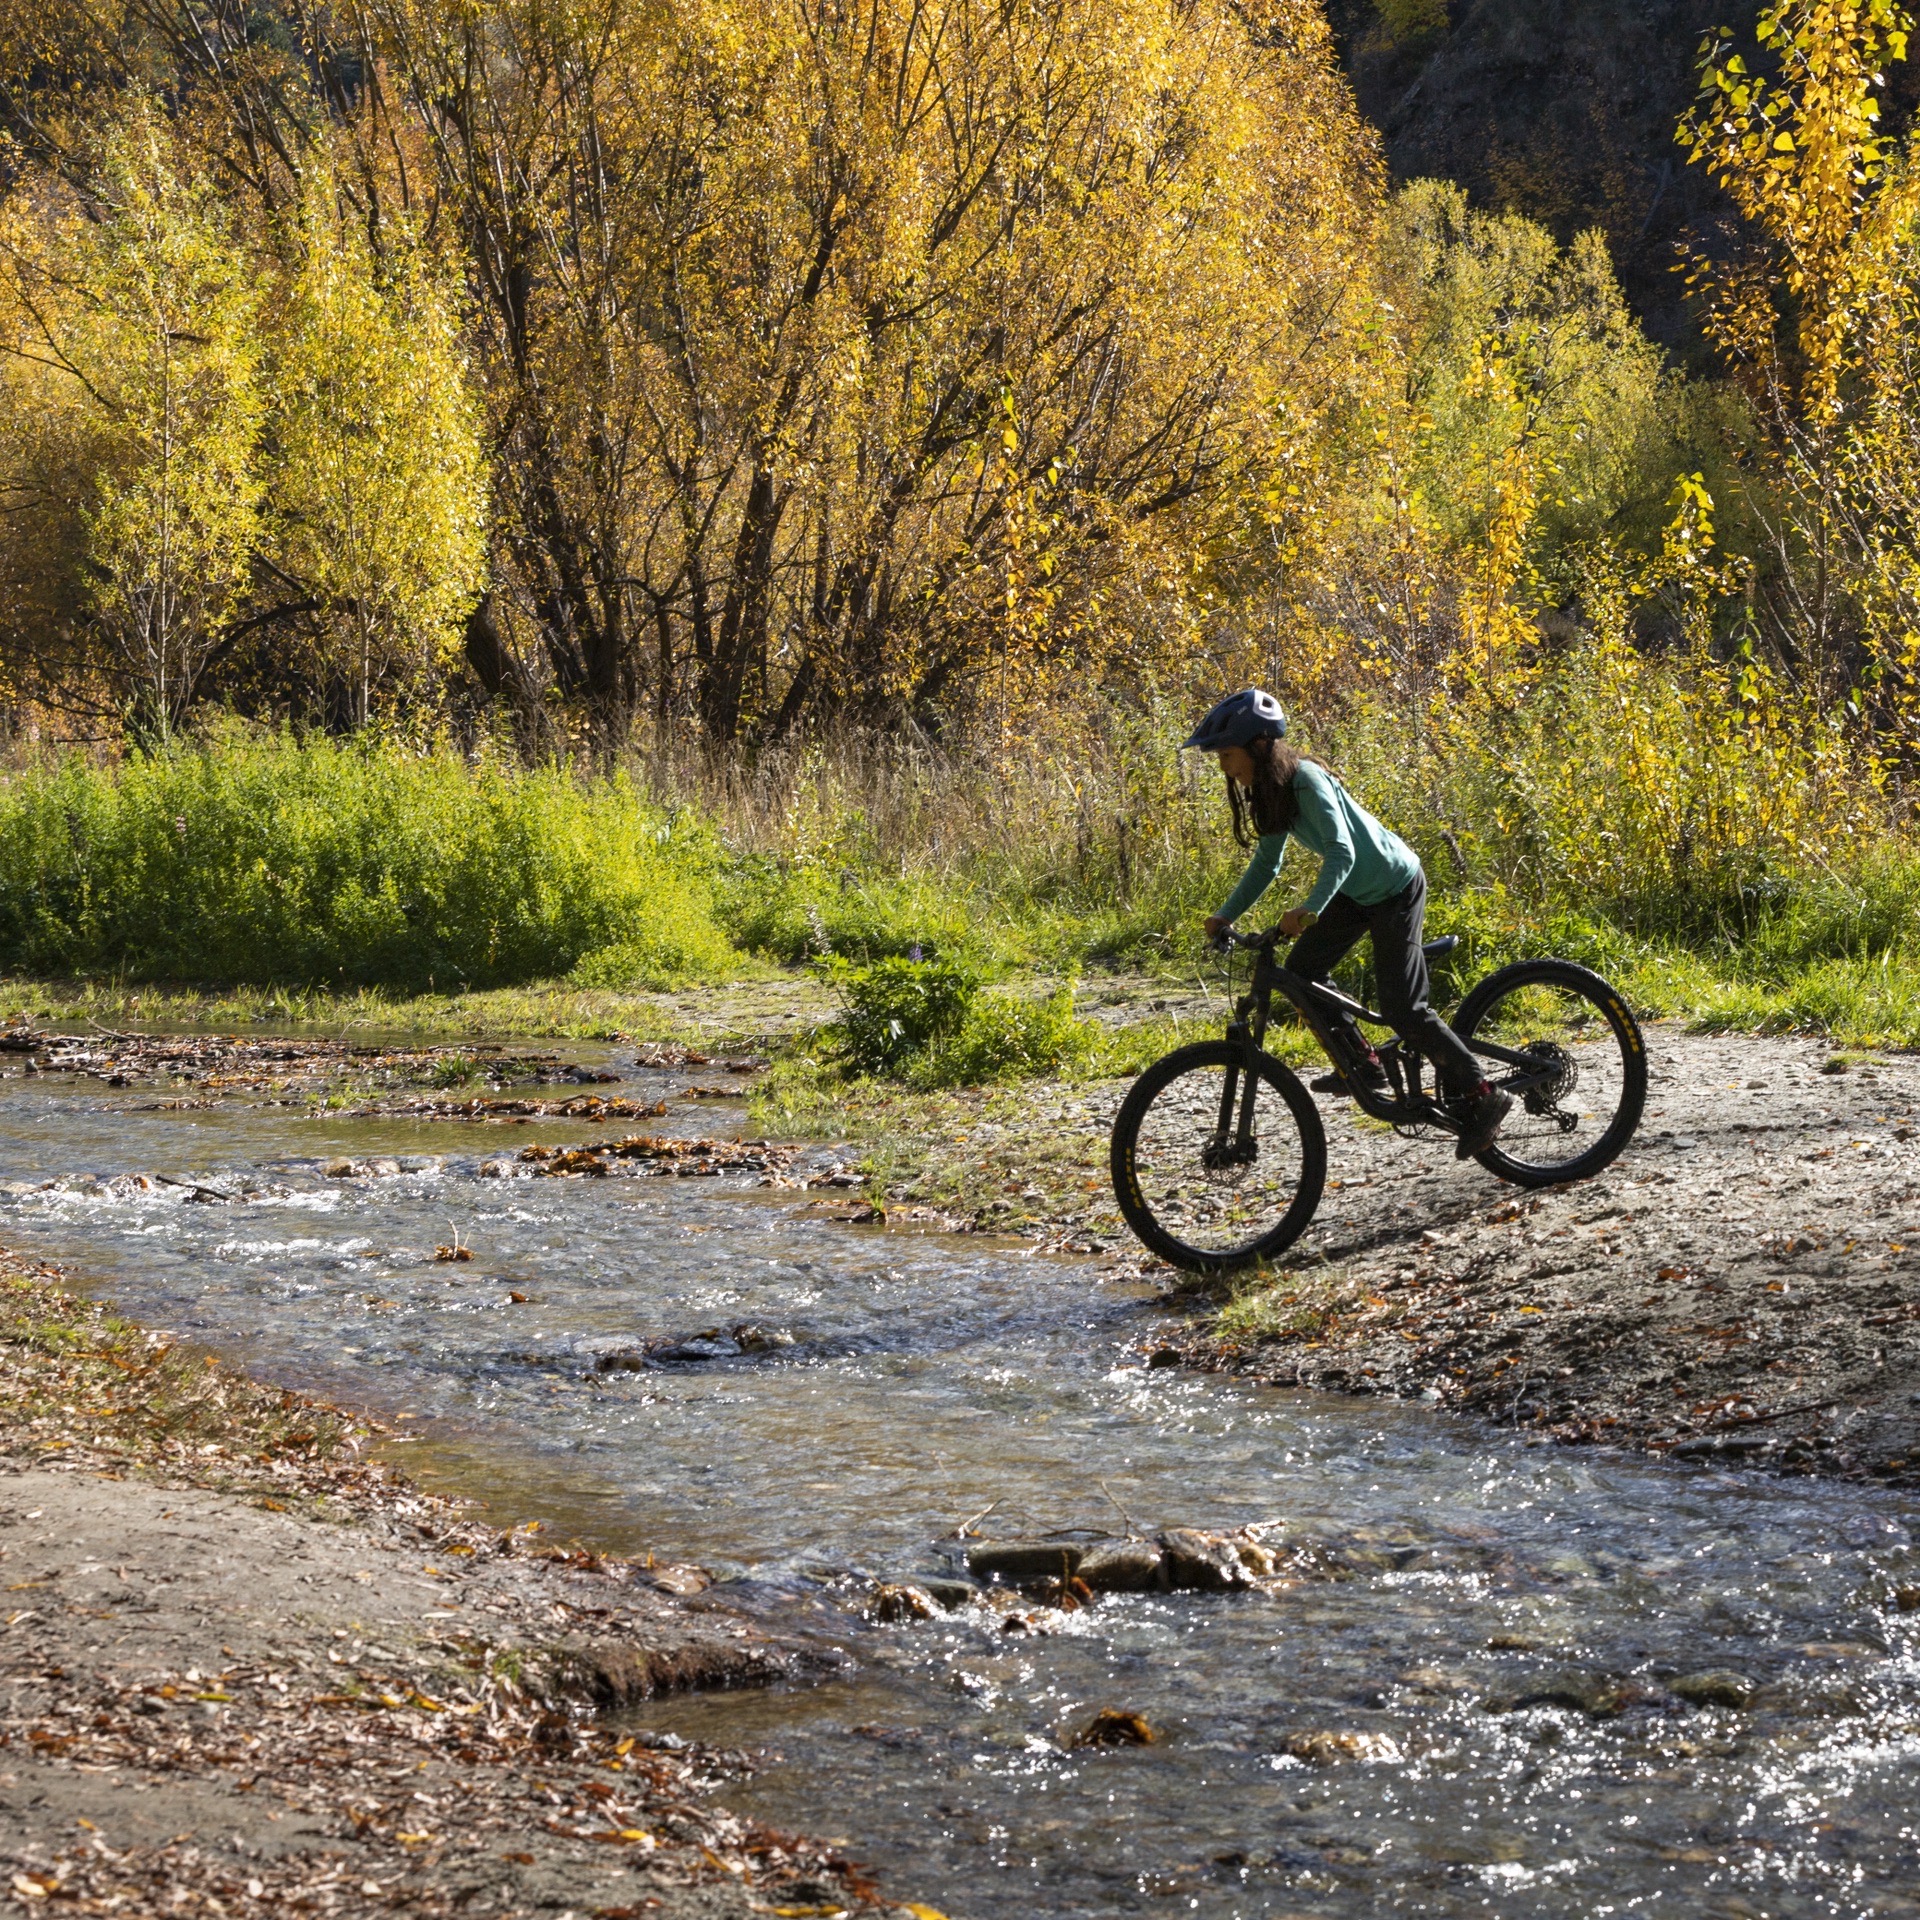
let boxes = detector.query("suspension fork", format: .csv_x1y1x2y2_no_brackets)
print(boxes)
1214,979,1268,1155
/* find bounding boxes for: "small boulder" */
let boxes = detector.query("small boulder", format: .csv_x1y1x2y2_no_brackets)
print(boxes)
1669,1669,1755,1710
868,1583,940,1624
966,1541,1084,1583
1071,1709,1156,1749
1159,1528,1252,1592
1077,1540,1165,1592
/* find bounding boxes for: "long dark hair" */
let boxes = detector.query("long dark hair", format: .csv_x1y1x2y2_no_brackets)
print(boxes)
1226,737,1321,846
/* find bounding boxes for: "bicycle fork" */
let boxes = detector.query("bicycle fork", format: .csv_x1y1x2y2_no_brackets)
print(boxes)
1204,1019,1263,1169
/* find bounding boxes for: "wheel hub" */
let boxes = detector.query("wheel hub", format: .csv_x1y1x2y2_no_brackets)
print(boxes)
1200,1137,1259,1171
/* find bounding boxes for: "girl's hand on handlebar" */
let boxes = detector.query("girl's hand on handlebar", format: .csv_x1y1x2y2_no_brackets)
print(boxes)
1277,906,1318,940
1203,915,1232,943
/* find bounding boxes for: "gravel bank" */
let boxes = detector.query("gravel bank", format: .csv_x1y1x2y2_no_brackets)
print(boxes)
1169,1030,1920,1480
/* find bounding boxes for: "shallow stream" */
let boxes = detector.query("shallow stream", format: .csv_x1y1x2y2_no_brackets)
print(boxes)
4,1050,1918,1918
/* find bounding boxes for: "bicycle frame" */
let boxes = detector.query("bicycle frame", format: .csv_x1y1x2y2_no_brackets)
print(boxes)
1217,931,1568,1138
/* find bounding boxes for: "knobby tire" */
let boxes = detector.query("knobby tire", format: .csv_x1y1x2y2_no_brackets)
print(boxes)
1451,958,1647,1187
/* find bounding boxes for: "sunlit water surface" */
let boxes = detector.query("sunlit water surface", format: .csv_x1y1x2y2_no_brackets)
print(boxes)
2,1059,1917,1918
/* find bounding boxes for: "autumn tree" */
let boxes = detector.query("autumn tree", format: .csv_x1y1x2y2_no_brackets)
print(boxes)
1678,0,1920,705
336,0,1382,743
266,172,488,726
0,106,262,737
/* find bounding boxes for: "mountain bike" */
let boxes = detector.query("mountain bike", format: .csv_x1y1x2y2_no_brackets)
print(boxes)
1110,928,1648,1272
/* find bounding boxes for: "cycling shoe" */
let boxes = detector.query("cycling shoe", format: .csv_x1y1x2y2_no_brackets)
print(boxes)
1452,1084,1513,1159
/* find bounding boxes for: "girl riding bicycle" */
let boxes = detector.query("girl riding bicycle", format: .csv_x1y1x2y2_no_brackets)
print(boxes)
1186,688,1510,1160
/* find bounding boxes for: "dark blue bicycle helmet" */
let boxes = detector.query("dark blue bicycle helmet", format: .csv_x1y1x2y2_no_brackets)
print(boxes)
1182,687,1287,751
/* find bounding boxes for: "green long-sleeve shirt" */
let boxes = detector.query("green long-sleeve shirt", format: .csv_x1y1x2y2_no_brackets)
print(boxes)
1216,761,1421,923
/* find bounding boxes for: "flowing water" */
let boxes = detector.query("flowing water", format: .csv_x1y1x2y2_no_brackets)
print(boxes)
4,1051,1919,1918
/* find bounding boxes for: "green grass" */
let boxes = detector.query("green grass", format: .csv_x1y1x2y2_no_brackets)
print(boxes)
3,706,1920,1063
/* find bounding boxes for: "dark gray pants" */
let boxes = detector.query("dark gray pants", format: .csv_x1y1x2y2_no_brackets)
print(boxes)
1285,872,1483,1098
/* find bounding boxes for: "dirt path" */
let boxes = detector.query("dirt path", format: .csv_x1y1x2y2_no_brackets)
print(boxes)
1158,1028,1920,1479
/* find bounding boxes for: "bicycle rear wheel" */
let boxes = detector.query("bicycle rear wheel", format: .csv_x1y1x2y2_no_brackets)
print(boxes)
1110,1040,1326,1271
1451,959,1647,1186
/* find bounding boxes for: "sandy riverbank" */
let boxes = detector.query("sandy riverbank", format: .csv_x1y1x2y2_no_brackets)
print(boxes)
0,1259,930,1920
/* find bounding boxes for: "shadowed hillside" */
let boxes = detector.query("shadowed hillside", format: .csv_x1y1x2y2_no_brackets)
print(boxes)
1327,0,1790,345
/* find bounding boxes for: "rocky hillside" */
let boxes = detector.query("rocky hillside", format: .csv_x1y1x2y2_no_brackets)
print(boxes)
1325,1,1808,347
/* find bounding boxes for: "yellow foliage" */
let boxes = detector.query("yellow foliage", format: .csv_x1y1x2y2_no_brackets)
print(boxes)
268,169,489,723
0,103,263,736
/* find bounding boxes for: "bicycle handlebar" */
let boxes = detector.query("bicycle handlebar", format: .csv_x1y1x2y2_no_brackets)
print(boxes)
1208,927,1283,955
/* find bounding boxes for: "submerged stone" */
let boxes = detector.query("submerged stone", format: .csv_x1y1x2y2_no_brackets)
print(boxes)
1071,1708,1156,1748
912,1575,982,1610
649,1333,743,1364
1483,1671,1628,1718
1282,1728,1402,1765
966,1540,1083,1582
1670,1669,1756,1709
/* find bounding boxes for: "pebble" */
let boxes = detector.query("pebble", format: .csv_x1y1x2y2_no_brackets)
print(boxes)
1282,1729,1402,1765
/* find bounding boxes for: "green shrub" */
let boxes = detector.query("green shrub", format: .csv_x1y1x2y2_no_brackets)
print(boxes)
0,731,734,991
910,986,1095,1089
826,955,980,1072
719,860,974,963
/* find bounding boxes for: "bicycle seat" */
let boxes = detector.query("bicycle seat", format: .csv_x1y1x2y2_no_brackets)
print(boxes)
1422,935,1459,960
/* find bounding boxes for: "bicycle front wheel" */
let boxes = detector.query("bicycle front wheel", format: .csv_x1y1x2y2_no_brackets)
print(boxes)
1452,959,1647,1187
1110,1040,1326,1272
